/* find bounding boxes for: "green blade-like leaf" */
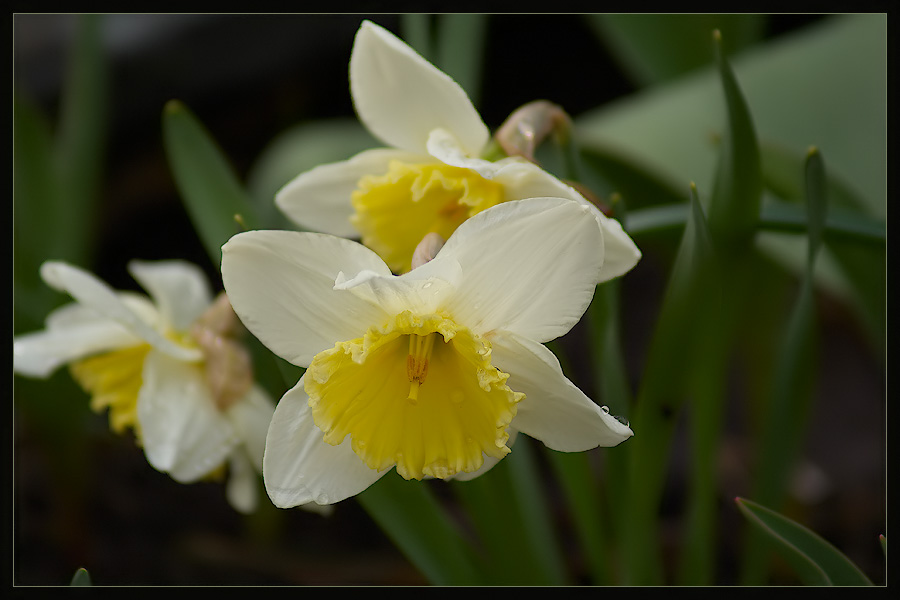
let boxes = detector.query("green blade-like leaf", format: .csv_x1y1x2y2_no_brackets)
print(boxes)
736,498,874,586
69,567,92,586
51,13,107,267
504,438,568,585
707,29,762,252
578,15,886,220
545,449,612,584
436,14,488,108
246,118,379,229
356,475,482,585
760,139,869,212
578,141,689,214
162,100,261,267
577,16,886,355
13,96,61,331
586,14,766,87
803,148,827,266
452,438,567,585
740,148,829,584
621,184,717,584
400,14,435,63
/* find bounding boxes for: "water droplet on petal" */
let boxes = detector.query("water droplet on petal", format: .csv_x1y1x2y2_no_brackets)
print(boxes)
614,415,630,427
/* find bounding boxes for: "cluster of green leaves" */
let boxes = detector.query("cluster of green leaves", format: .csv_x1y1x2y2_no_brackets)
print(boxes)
15,14,884,586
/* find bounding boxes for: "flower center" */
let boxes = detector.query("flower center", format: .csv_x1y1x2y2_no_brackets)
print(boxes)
351,161,505,273
305,311,523,480
70,343,152,440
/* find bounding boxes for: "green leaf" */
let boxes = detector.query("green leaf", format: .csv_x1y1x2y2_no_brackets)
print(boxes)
760,139,869,213
621,184,717,584
578,141,689,214
13,96,60,331
14,15,109,328
356,476,482,585
400,14,435,63
740,150,829,584
578,15,886,219
587,14,766,87
246,118,379,229
545,449,612,584
436,14,488,108
736,498,873,585
52,13,107,266
707,29,762,252
69,567,92,586
452,439,567,585
162,100,261,267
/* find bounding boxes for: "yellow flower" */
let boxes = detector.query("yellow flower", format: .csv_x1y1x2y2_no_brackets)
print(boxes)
222,197,634,507
13,260,275,513
275,20,641,276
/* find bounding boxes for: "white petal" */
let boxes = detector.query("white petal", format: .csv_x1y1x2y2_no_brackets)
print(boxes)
39,262,202,361
425,128,499,178
221,230,391,367
592,211,643,282
263,376,387,507
13,300,145,377
225,384,276,472
350,20,489,156
225,450,259,514
478,157,642,282
333,255,460,317
438,197,605,343
128,260,213,331
491,332,633,451
138,350,238,482
275,147,429,237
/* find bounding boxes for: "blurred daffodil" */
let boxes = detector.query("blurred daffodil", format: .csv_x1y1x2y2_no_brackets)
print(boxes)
221,197,634,508
275,20,640,276
13,260,275,513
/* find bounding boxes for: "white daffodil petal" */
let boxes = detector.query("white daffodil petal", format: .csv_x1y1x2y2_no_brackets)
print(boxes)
425,128,500,178
438,198,605,343
350,20,489,157
221,230,392,367
225,450,259,514
591,212,643,282
39,262,202,362
128,260,213,331
138,350,238,482
491,332,633,451
334,255,460,317
275,147,429,236
13,319,141,378
490,160,642,282
264,376,388,507
225,384,276,472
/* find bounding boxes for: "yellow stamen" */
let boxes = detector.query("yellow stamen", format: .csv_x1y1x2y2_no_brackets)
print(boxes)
406,333,436,403
306,311,523,480
351,161,505,273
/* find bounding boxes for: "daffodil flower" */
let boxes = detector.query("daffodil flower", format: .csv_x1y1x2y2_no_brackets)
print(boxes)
275,20,641,276
13,260,275,513
221,197,634,508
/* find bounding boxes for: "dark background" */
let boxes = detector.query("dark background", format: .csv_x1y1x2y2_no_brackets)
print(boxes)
12,13,884,586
